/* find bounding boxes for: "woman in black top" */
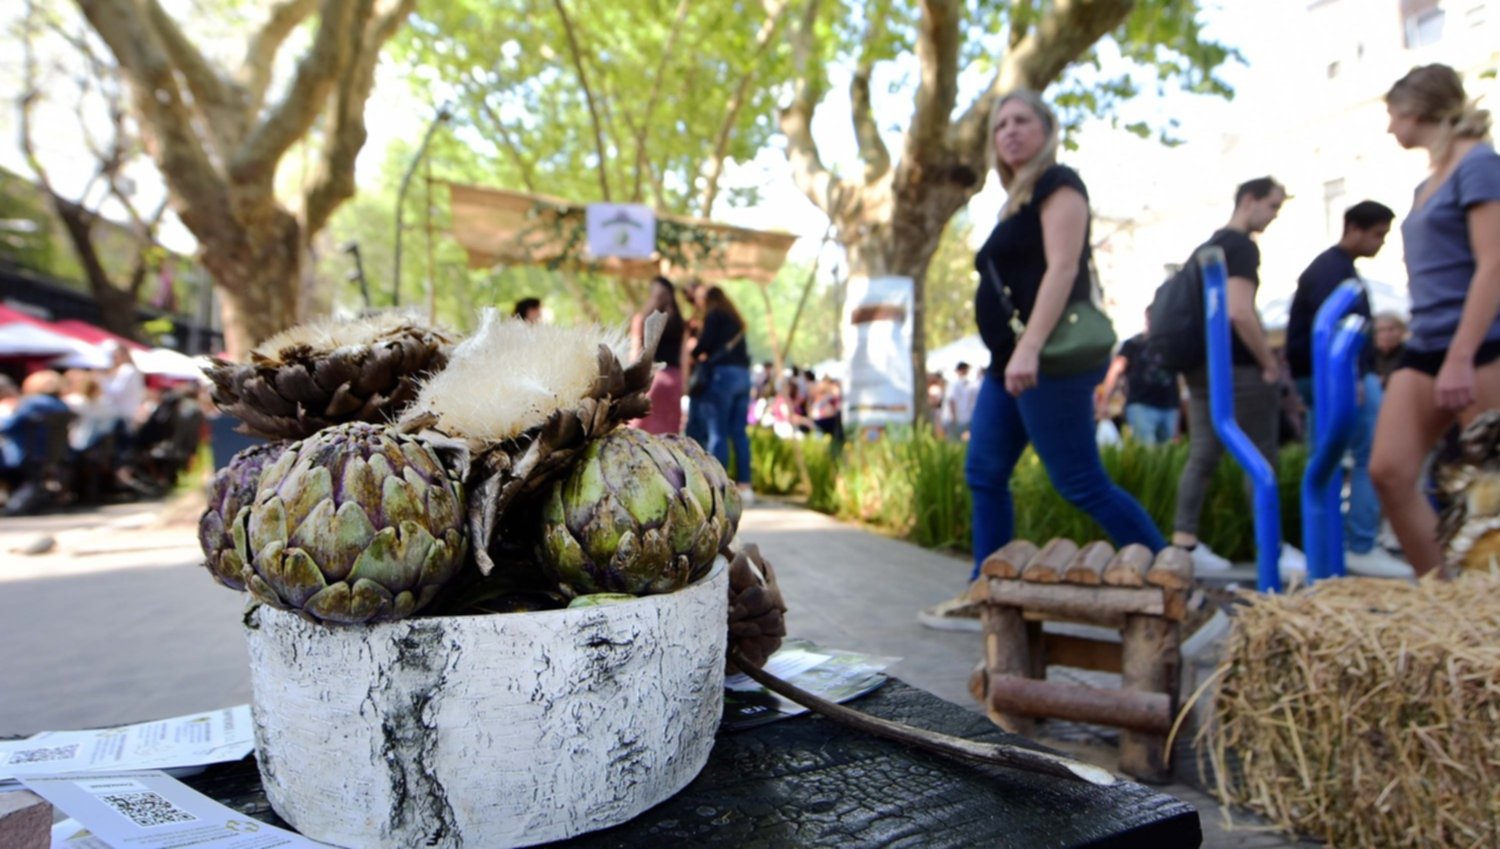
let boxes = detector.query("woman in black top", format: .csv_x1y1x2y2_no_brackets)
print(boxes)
690,286,753,491
630,276,689,434
929,91,1164,626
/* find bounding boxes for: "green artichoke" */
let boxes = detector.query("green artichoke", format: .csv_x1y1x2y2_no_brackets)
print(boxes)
539,427,739,597
238,422,468,624
199,440,289,590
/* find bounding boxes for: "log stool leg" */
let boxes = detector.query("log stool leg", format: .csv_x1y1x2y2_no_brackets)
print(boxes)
1119,613,1180,783
982,604,1034,734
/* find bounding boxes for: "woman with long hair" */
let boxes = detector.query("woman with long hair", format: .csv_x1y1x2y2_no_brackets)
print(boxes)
1370,64,1500,576
923,89,1165,629
629,275,689,434
690,285,752,493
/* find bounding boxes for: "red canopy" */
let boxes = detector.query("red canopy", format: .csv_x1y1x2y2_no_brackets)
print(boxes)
51,319,150,351
0,304,53,329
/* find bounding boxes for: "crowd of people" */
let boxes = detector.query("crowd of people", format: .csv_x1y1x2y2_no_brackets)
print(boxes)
924,63,1498,627
0,342,206,515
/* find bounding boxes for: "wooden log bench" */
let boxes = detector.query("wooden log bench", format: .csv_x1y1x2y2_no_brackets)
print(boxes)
965,538,1192,783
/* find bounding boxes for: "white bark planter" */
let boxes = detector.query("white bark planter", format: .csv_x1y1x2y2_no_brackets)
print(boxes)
243,561,727,849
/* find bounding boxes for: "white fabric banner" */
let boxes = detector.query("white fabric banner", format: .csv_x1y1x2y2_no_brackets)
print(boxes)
585,203,657,260
841,276,914,429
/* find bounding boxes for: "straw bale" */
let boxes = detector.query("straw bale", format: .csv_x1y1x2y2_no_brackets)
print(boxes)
1199,574,1500,847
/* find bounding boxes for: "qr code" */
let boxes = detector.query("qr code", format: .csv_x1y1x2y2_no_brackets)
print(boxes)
7,744,79,765
99,791,198,828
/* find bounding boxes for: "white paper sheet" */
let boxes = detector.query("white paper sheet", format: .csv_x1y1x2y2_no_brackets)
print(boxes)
724,647,831,691
25,770,329,848
0,707,254,785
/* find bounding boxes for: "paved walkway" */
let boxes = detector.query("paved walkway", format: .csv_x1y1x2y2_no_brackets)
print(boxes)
0,496,1314,847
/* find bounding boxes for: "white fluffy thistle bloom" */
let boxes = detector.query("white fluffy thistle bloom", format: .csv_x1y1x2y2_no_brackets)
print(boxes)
409,309,629,441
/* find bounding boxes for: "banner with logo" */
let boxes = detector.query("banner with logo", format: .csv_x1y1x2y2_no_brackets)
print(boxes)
841,275,913,428
585,203,656,260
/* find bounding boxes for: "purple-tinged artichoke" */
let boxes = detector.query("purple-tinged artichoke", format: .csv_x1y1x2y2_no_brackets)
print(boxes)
238,422,467,624
539,427,738,597
199,440,289,590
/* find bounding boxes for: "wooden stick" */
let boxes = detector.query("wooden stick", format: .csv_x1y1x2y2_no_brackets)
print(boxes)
988,674,1173,734
1103,543,1154,587
1022,538,1079,583
727,647,1116,786
980,539,1040,579
986,580,1165,627
1146,546,1195,591
1064,541,1116,585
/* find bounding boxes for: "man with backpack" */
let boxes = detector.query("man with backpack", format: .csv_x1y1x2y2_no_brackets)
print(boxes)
1153,177,1289,573
1285,200,1412,578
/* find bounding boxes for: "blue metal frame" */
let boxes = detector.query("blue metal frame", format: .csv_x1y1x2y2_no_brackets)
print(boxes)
1302,281,1368,581
1198,247,1282,593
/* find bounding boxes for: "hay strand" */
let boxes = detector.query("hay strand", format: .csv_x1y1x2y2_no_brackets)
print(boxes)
1199,574,1500,847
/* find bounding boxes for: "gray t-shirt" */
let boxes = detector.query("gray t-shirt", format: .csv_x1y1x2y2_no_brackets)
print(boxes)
1402,142,1500,352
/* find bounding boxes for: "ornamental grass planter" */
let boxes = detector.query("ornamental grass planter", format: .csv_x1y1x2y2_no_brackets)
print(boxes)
243,561,727,849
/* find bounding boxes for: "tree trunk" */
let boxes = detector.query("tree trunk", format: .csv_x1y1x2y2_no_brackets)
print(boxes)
51,197,145,343
201,202,304,358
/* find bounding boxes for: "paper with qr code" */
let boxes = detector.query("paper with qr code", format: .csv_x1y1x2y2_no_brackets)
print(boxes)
0,707,254,785
23,770,330,848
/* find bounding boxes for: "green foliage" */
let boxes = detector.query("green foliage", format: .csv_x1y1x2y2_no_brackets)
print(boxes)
752,427,1310,561
924,212,980,352
396,0,796,216
0,169,58,273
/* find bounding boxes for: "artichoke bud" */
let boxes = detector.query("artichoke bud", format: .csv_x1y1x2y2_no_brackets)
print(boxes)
538,427,739,597
199,441,290,591
237,422,468,625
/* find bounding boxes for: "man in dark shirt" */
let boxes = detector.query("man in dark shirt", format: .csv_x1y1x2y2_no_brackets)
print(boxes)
1286,200,1409,577
1171,177,1290,574
1099,310,1180,444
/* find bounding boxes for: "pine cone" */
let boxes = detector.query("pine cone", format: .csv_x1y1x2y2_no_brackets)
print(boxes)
207,315,452,440
402,310,664,575
726,543,788,673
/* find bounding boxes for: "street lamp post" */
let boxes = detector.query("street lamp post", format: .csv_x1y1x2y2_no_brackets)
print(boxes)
392,102,453,307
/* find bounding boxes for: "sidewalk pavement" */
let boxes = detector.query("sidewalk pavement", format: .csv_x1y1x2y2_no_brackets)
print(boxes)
0,496,1312,847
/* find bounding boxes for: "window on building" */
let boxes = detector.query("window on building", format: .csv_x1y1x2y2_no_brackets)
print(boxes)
1402,0,1447,47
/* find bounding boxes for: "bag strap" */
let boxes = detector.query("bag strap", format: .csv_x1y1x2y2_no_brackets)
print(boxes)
699,328,745,366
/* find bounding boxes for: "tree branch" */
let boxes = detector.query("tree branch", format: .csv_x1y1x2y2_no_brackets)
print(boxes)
143,0,245,153
906,0,961,165
850,1,891,184
240,0,321,115
304,0,415,238
951,0,1134,171
75,0,236,242
778,0,849,216
698,0,790,217
473,90,539,192
551,0,611,201
632,0,690,203
230,0,362,187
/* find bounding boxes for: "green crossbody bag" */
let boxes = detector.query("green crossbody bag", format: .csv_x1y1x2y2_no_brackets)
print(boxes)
987,258,1117,376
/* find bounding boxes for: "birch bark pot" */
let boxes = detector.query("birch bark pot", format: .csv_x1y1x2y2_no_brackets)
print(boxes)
243,560,727,849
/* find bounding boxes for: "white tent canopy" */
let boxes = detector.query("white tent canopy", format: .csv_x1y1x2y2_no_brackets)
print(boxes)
926,335,991,376
0,323,98,359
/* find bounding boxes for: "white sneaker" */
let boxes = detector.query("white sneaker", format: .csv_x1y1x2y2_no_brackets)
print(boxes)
917,596,983,632
1279,543,1307,577
1345,547,1416,579
1188,544,1232,573
737,485,757,506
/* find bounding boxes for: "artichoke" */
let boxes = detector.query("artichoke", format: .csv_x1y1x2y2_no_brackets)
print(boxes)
199,440,289,590
206,314,452,441
726,544,787,673
238,422,468,624
539,427,738,597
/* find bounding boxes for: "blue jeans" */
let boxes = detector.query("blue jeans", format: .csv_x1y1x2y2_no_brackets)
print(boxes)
1125,403,1179,445
1296,372,1382,553
966,369,1167,580
694,364,751,483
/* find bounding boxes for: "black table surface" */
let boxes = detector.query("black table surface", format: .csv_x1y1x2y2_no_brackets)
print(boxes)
184,679,1200,848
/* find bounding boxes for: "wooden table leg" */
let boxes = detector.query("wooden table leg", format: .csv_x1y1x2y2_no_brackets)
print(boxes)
983,604,1034,735
1119,613,1180,783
